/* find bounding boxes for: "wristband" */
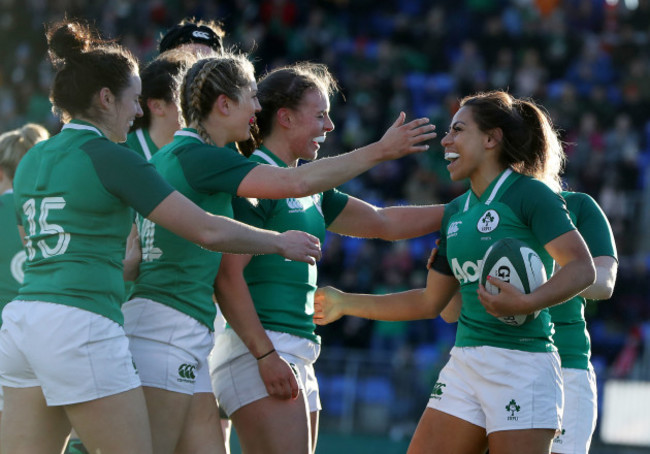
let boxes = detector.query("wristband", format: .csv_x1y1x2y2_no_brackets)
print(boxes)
256,348,276,361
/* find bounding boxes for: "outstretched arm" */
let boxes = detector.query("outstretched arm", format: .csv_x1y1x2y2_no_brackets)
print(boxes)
327,197,444,241
147,191,321,264
314,268,458,325
237,113,437,199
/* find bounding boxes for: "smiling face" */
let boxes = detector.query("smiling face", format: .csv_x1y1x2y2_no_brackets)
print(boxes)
441,105,494,183
229,80,262,143
103,74,143,143
285,88,334,163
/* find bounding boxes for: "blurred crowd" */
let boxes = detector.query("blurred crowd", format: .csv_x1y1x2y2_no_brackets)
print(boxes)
1,0,649,378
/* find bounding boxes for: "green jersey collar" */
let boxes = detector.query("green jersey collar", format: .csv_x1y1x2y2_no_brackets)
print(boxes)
62,119,104,137
463,168,516,212
252,145,288,168
174,128,204,143
134,128,157,160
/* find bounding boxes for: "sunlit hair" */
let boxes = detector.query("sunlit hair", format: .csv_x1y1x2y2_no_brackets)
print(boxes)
131,49,198,131
252,62,339,147
179,51,255,145
0,123,50,180
460,90,566,192
45,19,139,123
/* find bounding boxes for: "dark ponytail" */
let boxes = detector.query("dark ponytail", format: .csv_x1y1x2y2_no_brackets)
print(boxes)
46,19,139,122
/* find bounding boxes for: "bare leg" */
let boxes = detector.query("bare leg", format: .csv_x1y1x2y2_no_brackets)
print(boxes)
231,392,310,454
141,386,192,454
407,408,488,454
220,418,232,454
488,428,555,454
65,387,152,454
174,392,227,454
1,386,71,454
310,411,319,454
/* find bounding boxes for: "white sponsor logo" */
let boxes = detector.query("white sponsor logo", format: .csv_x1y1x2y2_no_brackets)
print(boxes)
451,258,483,284
191,30,211,40
447,221,462,238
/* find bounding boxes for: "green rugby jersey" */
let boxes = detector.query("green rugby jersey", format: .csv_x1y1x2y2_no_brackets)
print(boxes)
130,129,257,329
12,120,174,324
438,169,575,352
125,128,159,160
229,147,349,343
0,190,25,308
548,191,617,369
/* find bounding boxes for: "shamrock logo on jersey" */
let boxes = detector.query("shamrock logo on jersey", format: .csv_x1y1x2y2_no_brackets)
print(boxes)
477,209,500,233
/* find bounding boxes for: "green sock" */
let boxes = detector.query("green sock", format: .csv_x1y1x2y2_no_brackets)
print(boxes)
65,438,89,454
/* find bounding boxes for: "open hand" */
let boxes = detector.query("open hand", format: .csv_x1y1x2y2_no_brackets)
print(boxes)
377,112,437,161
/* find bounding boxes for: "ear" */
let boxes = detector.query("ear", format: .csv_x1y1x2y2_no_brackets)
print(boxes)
147,98,165,117
98,87,115,109
215,94,231,115
276,107,292,129
484,128,503,150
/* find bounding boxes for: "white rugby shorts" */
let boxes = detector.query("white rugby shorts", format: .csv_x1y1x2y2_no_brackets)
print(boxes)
0,301,140,405
123,298,213,394
427,345,563,434
209,329,321,416
552,366,597,454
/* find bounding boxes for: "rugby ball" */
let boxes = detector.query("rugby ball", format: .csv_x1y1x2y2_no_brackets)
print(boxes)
479,238,547,326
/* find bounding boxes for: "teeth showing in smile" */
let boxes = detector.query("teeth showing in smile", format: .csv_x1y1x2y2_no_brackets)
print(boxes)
313,136,326,143
444,152,459,161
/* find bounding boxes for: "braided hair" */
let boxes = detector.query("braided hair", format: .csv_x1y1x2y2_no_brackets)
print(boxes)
180,53,255,145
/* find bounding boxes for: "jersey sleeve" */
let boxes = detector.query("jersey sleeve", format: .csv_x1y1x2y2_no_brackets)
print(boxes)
508,178,575,245
322,188,349,227
81,138,174,217
567,192,618,260
177,144,258,195
231,196,274,229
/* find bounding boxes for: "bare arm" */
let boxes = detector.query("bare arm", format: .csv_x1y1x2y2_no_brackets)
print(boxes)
440,292,463,323
327,197,444,241
123,223,141,281
313,268,458,325
214,253,299,400
579,255,618,300
237,113,436,199
479,230,596,317
147,191,321,264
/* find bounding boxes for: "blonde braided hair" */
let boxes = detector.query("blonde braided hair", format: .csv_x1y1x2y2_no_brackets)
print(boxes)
180,52,255,146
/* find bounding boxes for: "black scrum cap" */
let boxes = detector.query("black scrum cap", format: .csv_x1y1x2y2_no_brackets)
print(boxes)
159,23,222,53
